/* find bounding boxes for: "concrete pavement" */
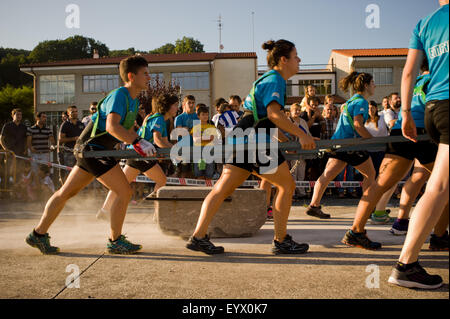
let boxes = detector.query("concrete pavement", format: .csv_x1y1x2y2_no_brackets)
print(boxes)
0,195,448,299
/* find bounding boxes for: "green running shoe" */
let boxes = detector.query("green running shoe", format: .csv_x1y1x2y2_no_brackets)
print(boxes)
107,235,142,255
25,231,60,255
370,209,396,225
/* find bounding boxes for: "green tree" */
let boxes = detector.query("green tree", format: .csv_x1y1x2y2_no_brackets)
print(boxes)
149,43,176,54
0,85,34,127
0,53,33,88
174,37,204,54
28,35,109,63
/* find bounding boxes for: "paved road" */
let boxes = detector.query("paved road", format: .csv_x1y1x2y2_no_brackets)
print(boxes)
0,196,448,299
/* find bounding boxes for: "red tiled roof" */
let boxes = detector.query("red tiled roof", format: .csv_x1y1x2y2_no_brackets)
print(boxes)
20,52,257,68
332,48,408,57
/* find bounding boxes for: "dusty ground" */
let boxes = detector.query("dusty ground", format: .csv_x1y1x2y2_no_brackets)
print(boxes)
0,194,448,299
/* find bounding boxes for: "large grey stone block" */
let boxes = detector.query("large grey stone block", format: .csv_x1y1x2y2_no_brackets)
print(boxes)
154,186,266,238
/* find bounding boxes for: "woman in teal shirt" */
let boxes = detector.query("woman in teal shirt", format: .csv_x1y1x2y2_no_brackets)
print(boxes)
185,39,316,255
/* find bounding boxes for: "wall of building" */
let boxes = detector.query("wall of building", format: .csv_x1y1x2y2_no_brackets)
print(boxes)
212,58,257,114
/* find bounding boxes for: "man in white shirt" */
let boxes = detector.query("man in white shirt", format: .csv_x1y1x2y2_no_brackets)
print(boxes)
384,92,401,130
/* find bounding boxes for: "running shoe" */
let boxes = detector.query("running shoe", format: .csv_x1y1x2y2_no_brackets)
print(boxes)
272,234,309,255
25,231,60,255
341,229,382,250
369,209,395,225
96,208,110,222
186,234,225,255
107,235,142,255
429,231,449,251
267,206,273,220
305,205,331,219
388,262,443,289
390,218,409,235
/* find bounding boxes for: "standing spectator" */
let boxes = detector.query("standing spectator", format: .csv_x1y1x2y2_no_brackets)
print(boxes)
300,84,317,110
365,101,389,173
216,103,239,139
27,112,55,173
379,96,390,116
58,106,85,183
384,92,401,130
229,95,243,117
300,96,324,182
82,102,98,127
174,95,198,178
211,97,227,126
300,96,324,138
1,108,28,185
321,95,338,140
191,105,218,179
288,103,312,199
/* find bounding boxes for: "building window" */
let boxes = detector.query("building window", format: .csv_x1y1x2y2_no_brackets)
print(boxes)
298,79,332,96
356,67,393,85
83,74,119,93
171,72,209,90
40,75,75,104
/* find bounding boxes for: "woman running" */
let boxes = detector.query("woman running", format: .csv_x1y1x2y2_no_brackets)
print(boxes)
185,39,316,255
25,56,156,255
97,93,179,220
305,71,376,220
388,1,448,289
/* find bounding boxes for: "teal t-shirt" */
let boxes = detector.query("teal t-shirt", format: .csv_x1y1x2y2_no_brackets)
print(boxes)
409,4,449,102
91,87,139,132
332,94,369,139
137,114,167,143
174,112,199,130
243,69,286,118
392,73,431,130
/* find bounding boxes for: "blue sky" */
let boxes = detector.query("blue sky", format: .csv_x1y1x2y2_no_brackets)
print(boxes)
0,0,440,65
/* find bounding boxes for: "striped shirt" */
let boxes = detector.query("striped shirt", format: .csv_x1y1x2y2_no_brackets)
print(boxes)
218,110,239,128
27,124,53,153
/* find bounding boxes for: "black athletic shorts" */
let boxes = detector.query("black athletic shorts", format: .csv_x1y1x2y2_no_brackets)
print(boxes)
425,99,449,145
327,150,370,167
227,114,286,174
385,128,438,164
126,159,158,172
74,122,120,178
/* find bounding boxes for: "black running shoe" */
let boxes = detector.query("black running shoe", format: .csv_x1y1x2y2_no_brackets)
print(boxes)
429,231,449,251
388,262,443,289
186,234,225,255
272,234,309,255
305,205,331,219
341,229,382,250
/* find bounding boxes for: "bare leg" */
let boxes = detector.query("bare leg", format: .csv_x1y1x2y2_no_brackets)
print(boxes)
397,162,430,219
352,155,412,233
35,166,95,234
97,164,134,241
255,161,296,242
102,165,139,213
399,144,449,264
433,202,449,237
260,179,272,207
310,158,347,207
143,164,167,194
192,165,250,238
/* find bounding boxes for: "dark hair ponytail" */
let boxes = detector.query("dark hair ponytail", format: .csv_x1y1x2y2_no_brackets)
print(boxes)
339,71,373,93
262,39,295,69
